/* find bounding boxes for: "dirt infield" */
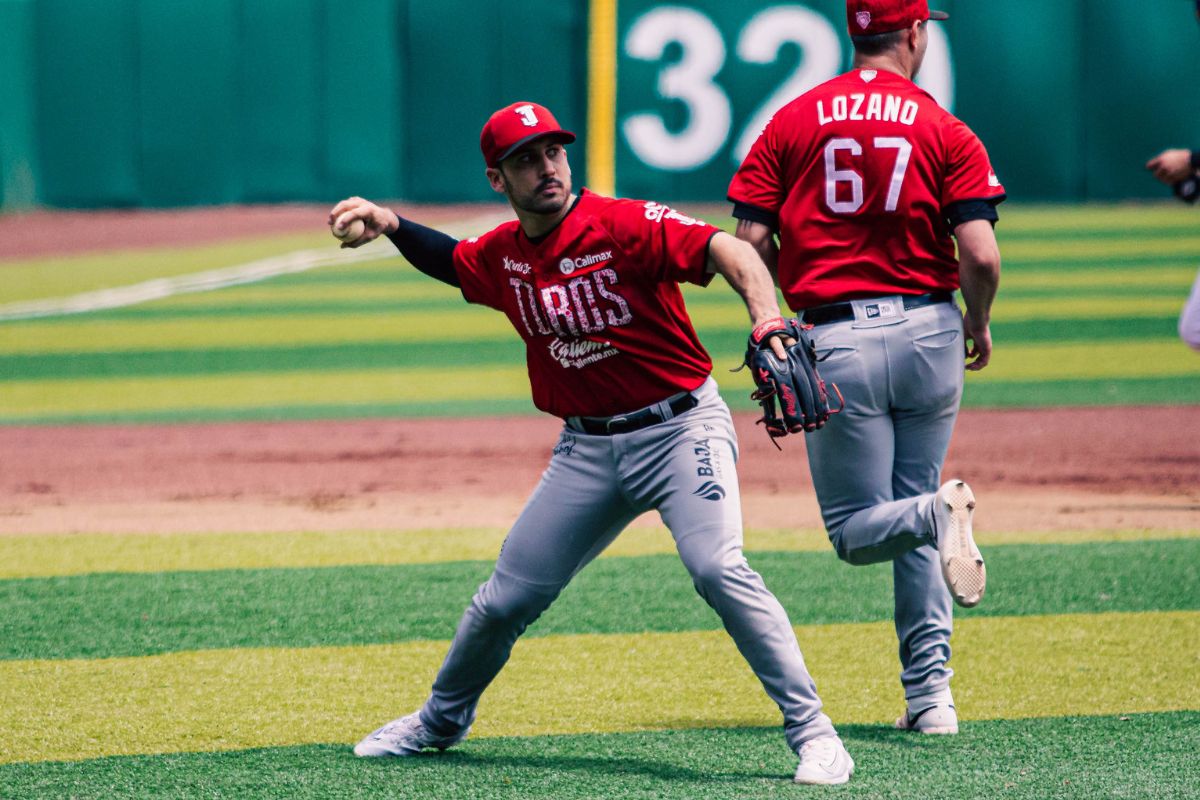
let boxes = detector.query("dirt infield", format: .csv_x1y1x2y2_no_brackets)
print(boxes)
3,407,1197,536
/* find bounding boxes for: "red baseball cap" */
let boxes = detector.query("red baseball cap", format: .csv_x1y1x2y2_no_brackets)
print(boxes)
480,101,576,168
847,0,948,36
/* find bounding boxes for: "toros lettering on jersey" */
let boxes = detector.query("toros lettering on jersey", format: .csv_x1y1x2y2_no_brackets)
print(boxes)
817,93,919,127
508,267,633,339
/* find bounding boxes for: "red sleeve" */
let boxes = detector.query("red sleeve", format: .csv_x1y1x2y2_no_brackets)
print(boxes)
941,117,1006,207
727,115,786,215
452,233,503,310
607,200,720,287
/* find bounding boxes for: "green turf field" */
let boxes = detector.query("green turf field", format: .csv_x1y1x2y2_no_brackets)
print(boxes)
1,529,1197,798
1,204,1198,424
1,204,1197,798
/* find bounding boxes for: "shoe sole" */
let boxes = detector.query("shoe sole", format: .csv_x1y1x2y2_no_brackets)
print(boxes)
353,738,461,758
938,481,985,608
894,715,958,735
794,774,852,785
353,721,468,757
350,738,422,758
794,754,854,785
793,765,854,785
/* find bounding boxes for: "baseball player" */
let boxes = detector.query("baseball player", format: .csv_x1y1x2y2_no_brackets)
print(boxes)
1146,145,1200,350
1143,0,1200,351
329,101,854,784
728,0,1004,735
1144,0,1200,349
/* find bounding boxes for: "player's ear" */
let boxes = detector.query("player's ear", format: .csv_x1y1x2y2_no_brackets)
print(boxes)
486,167,506,194
906,20,920,48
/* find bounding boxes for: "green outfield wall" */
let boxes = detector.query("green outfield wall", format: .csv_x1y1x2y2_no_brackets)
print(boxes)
1,0,1198,209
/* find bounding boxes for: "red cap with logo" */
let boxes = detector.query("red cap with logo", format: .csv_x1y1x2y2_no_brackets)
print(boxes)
847,0,948,36
480,102,576,168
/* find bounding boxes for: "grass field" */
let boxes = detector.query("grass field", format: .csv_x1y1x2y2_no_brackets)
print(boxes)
1,203,1198,798
1,203,1198,424
1,530,1197,797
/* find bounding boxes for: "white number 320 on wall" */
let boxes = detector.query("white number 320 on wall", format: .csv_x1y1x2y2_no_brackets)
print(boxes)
622,4,953,171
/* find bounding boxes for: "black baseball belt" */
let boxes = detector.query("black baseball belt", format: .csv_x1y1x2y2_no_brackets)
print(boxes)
800,291,955,327
567,391,699,436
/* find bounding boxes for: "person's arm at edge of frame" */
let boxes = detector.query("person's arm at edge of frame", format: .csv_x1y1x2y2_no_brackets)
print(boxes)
327,197,460,287
707,231,789,359
955,218,1001,371
1145,148,1200,184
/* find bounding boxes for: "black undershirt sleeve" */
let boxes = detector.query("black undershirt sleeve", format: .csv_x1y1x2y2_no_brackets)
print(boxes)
385,215,460,287
736,197,1001,235
944,197,1003,231
730,201,780,233
1190,150,1200,171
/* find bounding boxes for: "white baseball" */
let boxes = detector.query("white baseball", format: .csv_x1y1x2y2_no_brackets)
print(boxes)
333,217,366,243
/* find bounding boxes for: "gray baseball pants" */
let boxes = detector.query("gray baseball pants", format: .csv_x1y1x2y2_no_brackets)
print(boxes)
419,377,836,752
1179,266,1200,351
802,298,964,710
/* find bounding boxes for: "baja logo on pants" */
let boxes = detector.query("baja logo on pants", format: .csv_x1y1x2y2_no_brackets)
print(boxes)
694,437,726,476
692,436,725,500
693,481,726,501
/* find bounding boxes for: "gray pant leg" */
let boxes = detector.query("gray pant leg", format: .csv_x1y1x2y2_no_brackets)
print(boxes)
804,325,928,563
421,431,638,736
806,304,964,699
892,547,952,700
1180,267,1200,351
622,389,836,750
806,410,930,564
890,392,960,699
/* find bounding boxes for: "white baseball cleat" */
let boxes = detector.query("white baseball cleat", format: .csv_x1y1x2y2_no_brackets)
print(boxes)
895,703,959,735
793,735,854,785
932,479,986,607
353,712,469,757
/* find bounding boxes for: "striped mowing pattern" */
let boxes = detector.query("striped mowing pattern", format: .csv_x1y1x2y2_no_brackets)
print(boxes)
1,611,1196,764
4,526,1195,580
1,530,1197,766
2,715,1197,800
2,203,1198,424
5,539,1199,661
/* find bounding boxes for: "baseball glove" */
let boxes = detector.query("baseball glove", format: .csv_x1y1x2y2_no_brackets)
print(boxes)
742,317,841,441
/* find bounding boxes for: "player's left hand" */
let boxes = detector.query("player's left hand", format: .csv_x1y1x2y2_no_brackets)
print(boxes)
1146,149,1194,185
743,317,840,439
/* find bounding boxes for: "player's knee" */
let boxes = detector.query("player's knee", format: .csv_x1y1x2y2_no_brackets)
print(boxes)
825,526,854,563
474,576,556,627
685,550,751,597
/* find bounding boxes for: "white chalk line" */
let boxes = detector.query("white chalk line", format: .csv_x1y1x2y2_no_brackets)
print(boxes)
0,212,511,323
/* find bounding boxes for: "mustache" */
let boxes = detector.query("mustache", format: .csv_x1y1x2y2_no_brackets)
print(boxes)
536,179,563,193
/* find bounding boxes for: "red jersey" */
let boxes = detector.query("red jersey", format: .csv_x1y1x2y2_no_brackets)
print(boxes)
728,68,1005,309
453,189,719,417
